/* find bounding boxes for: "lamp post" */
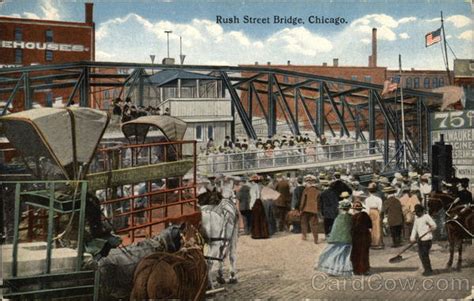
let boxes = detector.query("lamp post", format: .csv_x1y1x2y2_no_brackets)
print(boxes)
164,30,172,58
149,54,155,75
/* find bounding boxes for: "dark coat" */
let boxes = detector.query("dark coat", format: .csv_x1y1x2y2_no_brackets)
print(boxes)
382,196,404,226
300,186,320,214
320,187,339,219
237,184,251,211
274,180,291,208
351,211,372,274
291,185,305,209
457,190,473,205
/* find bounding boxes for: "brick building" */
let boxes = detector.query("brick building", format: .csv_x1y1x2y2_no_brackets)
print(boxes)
386,69,452,91
0,3,95,110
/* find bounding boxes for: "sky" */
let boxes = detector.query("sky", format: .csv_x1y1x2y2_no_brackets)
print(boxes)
1,0,473,70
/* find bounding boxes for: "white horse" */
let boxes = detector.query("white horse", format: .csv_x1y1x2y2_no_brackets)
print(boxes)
199,188,239,289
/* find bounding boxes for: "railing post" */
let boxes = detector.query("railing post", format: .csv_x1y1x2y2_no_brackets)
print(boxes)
46,182,55,274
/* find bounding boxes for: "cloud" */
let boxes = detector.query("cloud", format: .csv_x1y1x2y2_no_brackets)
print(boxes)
95,14,332,65
458,30,473,41
398,17,417,24
445,15,472,28
2,0,63,20
399,32,410,39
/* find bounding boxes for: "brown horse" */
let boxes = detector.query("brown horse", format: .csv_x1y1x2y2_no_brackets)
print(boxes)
130,224,207,301
445,203,474,271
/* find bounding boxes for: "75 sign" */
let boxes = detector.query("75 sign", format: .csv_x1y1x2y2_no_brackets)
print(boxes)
431,110,474,130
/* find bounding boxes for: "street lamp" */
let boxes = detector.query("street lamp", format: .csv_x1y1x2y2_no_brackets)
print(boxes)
164,30,172,58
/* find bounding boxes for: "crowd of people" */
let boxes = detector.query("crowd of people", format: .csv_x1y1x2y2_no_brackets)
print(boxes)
196,170,472,277
198,134,368,173
111,97,169,123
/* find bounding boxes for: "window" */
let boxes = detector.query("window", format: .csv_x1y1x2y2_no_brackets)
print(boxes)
432,78,438,88
414,77,420,89
364,76,372,83
208,125,214,139
14,27,22,41
283,76,289,83
392,76,400,84
46,92,53,107
439,78,444,87
195,125,202,140
351,75,358,81
45,29,53,42
104,90,110,99
15,49,22,64
45,50,53,61
424,78,430,89
405,77,412,88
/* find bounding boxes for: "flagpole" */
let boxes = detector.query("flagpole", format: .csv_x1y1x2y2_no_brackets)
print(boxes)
441,11,452,85
399,54,407,170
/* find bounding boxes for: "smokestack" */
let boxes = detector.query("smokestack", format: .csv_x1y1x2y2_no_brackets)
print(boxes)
287,60,291,65
333,58,339,67
85,3,93,24
371,28,377,67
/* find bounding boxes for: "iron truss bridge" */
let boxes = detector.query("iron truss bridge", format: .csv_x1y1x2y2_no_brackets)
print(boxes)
0,61,443,171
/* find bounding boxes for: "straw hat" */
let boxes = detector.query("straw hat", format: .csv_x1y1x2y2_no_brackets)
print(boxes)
383,186,397,194
340,191,351,199
408,171,419,178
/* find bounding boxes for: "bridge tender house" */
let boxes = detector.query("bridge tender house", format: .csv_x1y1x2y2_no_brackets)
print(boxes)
431,110,474,187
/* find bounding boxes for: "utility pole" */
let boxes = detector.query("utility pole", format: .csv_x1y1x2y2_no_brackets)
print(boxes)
399,54,407,170
164,30,172,58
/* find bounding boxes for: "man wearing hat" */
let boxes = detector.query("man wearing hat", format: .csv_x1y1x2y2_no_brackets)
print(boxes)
300,175,321,243
351,201,372,275
274,173,291,232
382,186,404,247
290,176,305,233
400,185,420,242
457,178,473,206
365,182,384,249
236,177,252,235
410,204,437,276
320,178,340,237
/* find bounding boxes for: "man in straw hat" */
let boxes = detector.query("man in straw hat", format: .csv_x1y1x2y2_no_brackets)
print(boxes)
351,200,372,275
274,173,291,232
365,182,384,249
400,185,420,242
382,186,404,248
316,199,353,276
300,175,320,243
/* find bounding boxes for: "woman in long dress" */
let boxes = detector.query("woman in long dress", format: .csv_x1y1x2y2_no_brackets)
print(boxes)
350,201,372,275
316,199,353,276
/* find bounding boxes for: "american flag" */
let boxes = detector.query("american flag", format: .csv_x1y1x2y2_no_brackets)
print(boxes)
381,79,398,96
425,28,441,47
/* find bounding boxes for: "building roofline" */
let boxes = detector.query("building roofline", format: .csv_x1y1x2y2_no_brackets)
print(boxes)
0,16,93,28
240,64,387,70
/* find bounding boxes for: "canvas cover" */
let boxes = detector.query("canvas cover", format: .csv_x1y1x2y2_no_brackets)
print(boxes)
121,115,187,142
0,107,109,179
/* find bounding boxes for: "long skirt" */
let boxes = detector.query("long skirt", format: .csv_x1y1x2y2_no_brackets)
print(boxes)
316,243,353,276
369,209,383,247
351,233,371,274
251,199,270,239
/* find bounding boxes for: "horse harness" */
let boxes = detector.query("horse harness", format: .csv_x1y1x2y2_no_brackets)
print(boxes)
445,203,474,238
202,199,237,262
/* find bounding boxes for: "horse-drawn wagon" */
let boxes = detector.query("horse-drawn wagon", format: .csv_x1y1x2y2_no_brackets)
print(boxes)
0,108,201,299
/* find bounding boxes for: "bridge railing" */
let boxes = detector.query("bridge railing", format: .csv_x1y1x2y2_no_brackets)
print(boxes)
197,141,382,175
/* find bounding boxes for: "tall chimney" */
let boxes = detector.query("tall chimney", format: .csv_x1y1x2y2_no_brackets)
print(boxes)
371,28,377,67
85,3,94,24
333,58,339,67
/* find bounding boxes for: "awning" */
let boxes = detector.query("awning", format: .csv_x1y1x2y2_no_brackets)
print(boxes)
121,115,187,142
0,107,109,179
